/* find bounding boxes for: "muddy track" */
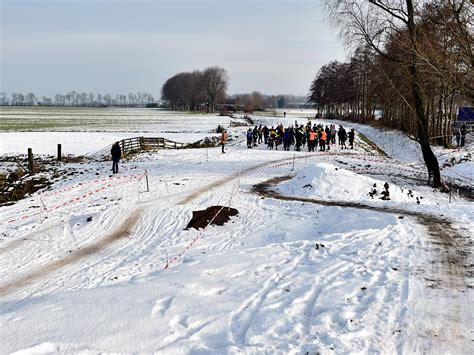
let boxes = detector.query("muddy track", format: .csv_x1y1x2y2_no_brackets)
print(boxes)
0,209,143,298
177,158,290,205
252,175,472,290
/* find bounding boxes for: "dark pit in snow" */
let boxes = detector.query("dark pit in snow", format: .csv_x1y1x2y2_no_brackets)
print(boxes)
185,206,238,230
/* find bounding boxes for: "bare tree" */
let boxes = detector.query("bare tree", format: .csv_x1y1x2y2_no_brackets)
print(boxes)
0,92,9,105
202,66,228,113
325,0,448,187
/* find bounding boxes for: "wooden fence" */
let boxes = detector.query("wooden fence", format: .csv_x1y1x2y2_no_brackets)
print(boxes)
88,136,186,160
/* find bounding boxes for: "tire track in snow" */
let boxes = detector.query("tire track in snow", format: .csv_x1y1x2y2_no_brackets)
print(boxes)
176,158,291,205
299,262,353,352
230,246,311,346
252,175,472,290
253,175,473,351
0,205,124,294
0,209,143,298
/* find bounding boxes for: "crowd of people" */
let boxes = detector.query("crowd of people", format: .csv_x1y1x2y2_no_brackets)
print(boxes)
246,121,356,152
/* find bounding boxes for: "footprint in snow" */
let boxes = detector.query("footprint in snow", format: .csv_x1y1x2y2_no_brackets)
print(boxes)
151,296,174,317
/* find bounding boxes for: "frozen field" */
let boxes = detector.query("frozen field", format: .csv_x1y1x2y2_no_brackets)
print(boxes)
0,107,237,155
0,109,473,353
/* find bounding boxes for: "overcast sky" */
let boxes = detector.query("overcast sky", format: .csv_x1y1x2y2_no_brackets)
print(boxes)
0,0,346,98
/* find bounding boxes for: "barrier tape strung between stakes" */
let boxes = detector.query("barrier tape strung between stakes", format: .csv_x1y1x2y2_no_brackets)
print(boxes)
39,172,145,198
163,148,470,269
164,180,241,270
163,155,317,270
164,205,227,270
3,173,145,220
0,172,147,227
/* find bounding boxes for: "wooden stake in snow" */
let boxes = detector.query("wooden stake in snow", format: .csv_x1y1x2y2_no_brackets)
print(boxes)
145,169,149,192
57,144,62,162
28,148,34,173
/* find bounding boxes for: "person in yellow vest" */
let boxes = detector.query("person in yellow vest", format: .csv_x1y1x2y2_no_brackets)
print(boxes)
221,129,228,153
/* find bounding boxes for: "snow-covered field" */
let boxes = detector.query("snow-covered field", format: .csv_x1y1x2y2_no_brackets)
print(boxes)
0,109,473,353
0,107,236,155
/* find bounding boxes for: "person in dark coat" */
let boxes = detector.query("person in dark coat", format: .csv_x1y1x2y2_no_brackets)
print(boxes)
295,126,303,151
325,126,331,151
338,126,347,149
454,128,461,147
111,141,122,174
348,128,355,149
460,123,467,147
263,125,269,144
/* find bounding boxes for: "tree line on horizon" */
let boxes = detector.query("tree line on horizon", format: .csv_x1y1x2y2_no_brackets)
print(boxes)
0,87,308,113
160,65,307,113
0,91,156,107
310,0,472,187
160,66,228,113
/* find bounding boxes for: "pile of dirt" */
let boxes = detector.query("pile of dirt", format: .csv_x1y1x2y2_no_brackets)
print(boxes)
0,171,52,205
185,206,238,230
184,136,220,149
0,154,89,206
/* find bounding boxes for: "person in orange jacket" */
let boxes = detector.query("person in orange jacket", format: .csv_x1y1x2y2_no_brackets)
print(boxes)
220,129,228,153
320,130,327,151
308,129,316,152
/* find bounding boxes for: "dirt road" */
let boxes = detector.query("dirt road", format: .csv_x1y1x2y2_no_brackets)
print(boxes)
252,175,472,290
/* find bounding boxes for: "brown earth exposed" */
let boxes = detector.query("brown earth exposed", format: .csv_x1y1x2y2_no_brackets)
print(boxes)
185,205,238,230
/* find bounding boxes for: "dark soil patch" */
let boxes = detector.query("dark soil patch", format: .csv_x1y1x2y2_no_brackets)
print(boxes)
0,172,52,205
0,154,96,206
185,206,239,230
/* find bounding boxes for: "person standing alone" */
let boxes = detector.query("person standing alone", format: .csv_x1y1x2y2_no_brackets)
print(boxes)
460,123,467,147
111,141,122,174
221,129,228,153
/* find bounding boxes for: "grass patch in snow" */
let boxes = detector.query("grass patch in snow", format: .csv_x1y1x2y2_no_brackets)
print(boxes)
358,132,388,157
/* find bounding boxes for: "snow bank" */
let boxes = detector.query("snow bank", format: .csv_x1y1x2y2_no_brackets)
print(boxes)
277,162,428,205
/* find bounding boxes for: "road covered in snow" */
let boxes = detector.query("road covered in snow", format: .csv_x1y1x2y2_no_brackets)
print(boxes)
0,111,473,354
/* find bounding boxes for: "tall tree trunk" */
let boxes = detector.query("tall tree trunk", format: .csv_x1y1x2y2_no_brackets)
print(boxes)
406,0,441,187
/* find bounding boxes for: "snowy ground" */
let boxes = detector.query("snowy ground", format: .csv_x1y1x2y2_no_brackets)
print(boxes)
0,107,239,155
0,110,473,354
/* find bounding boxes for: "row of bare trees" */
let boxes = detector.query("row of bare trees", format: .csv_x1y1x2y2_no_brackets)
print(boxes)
0,91,155,107
161,66,228,113
311,0,473,187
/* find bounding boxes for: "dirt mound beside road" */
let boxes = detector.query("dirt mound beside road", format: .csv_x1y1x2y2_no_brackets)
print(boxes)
185,206,238,230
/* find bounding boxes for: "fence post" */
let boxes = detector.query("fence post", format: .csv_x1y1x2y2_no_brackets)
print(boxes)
57,144,62,162
145,169,149,192
28,148,34,173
